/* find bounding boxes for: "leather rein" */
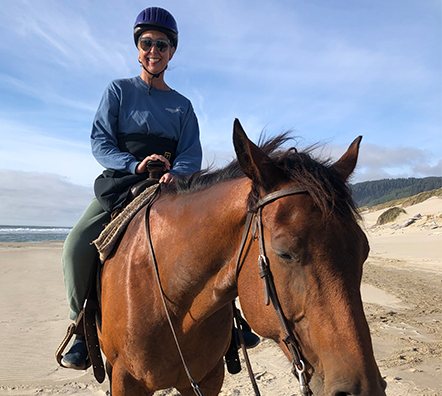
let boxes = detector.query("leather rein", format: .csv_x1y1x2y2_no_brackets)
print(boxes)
144,184,311,396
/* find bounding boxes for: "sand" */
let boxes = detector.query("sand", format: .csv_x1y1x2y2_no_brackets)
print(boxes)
0,197,441,395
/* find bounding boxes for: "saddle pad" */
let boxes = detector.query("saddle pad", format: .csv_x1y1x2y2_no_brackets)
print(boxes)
93,184,159,263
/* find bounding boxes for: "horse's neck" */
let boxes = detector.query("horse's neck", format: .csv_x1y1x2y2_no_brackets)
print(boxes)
160,178,251,327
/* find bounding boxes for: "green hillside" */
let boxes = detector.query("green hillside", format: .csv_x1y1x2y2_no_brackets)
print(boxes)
351,177,442,208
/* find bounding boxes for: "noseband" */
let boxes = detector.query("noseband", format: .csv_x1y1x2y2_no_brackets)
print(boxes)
235,185,311,396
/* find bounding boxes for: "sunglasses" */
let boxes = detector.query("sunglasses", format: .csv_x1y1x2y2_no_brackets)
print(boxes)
138,37,172,53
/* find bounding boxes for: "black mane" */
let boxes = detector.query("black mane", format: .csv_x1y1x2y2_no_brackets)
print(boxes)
169,133,358,221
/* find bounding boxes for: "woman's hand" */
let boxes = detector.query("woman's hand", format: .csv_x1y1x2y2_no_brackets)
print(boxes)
135,154,170,174
159,172,175,184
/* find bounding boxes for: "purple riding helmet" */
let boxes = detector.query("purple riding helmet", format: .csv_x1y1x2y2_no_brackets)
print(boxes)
134,7,178,49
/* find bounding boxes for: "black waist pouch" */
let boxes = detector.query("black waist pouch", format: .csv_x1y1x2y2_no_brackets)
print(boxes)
94,134,177,212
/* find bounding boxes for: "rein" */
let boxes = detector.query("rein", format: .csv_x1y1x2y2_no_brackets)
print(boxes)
144,185,204,396
144,184,311,396
235,185,312,396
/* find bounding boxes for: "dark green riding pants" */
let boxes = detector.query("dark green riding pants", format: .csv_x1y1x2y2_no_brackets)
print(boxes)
62,198,111,321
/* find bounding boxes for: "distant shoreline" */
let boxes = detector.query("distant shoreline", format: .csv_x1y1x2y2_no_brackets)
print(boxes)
0,225,71,243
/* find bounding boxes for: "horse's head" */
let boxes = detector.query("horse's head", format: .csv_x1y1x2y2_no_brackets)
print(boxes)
233,119,386,396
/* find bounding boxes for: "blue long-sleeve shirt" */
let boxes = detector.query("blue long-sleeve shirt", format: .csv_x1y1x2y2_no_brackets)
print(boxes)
91,76,202,176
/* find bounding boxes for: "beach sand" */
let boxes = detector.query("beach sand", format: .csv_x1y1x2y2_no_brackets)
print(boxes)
0,197,441,395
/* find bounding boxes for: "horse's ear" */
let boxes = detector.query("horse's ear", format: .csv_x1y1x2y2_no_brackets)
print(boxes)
233,119,283,190
333,136,362,181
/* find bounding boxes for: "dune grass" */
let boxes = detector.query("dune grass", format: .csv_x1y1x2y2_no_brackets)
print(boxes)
368,187,442,212
376,207,407,225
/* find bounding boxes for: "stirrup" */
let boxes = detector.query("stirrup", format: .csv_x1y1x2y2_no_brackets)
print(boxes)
56,309,88,367
56,323,82,368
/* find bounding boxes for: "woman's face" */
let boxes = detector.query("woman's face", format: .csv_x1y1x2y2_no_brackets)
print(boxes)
138,30,175,75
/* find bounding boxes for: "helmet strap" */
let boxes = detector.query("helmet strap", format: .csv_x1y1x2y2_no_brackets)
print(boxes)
138,59,168,95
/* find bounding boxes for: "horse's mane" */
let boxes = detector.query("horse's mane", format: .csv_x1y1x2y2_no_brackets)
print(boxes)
170,133,359,221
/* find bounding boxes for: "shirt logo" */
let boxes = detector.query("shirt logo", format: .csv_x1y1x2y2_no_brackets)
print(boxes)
166,107,183,114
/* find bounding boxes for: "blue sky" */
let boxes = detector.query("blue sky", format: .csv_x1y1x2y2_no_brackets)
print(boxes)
0,0,440,226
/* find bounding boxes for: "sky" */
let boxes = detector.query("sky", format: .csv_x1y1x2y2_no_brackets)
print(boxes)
0,0,441,226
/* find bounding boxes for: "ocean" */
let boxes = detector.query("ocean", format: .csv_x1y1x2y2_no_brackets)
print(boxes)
0,225,72,243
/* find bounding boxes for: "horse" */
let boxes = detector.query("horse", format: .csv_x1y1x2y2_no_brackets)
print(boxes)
99,119,387,396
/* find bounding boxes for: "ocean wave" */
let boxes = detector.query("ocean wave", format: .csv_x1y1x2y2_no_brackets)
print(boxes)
0,227,72,233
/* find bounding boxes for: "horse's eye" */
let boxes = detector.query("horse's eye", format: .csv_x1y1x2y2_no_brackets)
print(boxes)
274,249,298,262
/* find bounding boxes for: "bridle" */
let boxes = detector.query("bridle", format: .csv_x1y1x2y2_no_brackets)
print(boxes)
234,185,312,396
145,184,312,396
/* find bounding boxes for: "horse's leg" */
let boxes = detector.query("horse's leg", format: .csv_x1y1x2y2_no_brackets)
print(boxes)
111,360,153,396
177,359,225,396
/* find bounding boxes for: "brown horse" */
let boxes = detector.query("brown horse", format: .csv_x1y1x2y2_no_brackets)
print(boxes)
99,119,386,395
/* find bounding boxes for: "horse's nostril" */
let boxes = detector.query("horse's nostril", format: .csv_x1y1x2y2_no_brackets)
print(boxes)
334,393,349,396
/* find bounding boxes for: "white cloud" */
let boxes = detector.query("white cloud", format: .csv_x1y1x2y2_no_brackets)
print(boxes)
0,170,93,226
413,159,442,177
321,142,442,183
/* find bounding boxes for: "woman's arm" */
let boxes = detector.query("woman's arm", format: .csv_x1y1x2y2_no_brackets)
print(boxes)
90,83,139,174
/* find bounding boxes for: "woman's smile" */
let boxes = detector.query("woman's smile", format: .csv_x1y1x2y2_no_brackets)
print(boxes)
147,57,161,65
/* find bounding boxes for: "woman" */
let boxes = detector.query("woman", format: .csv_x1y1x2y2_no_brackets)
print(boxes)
61,7,202,369
61,7,259,370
